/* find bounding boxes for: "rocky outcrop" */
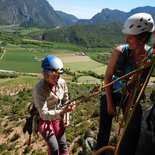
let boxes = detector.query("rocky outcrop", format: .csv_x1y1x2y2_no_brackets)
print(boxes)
0,0,63,27
136,105,155,155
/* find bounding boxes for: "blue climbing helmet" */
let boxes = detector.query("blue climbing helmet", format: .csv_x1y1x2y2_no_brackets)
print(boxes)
41,55,64,75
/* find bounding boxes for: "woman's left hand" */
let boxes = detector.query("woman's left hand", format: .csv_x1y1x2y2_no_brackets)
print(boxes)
67,101,76,111
64,120,70,127
60,101,76,116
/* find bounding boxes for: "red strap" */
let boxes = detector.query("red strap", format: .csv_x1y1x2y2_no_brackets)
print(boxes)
153,43,155,50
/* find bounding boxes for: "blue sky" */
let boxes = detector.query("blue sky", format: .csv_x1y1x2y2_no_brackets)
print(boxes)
47,0,154,19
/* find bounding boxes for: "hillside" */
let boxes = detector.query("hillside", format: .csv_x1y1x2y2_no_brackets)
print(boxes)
56,11,79,25
28,22,124,48
0,79,100,154
0,21,124,48
0,0,63,27
0,2,155,154
0,74,154,154
0,0,154,28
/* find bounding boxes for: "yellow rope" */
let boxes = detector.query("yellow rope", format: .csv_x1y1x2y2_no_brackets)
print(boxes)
93,145,115,155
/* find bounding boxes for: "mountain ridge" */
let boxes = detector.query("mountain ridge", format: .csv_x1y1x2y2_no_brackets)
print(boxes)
0,0,63,27
0,0,155,27
76,6,155,25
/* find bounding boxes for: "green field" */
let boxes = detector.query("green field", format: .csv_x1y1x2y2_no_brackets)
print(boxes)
0,43,107,75
0,44,40,73
0,75,38,87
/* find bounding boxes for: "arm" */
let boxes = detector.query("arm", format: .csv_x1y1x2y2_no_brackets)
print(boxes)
33,87,62,121
33,80,75,121
60,81,76,127
104,46,122,115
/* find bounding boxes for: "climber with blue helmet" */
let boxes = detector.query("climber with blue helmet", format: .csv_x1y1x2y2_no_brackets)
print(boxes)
41,55,64,85
42,55,64,75
96,13,155,155
33,55,76,155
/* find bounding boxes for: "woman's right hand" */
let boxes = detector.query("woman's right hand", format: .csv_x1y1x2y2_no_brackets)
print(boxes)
107,101,116,116
60,102,76,116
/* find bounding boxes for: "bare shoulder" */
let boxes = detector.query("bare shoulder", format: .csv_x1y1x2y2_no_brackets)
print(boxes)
115,45,124,53
111,45,123,57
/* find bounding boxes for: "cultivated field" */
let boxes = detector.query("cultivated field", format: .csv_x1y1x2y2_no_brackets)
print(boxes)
0,43,107,75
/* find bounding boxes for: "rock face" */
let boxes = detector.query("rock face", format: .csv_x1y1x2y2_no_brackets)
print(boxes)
136,105,155,155
0,0,63,27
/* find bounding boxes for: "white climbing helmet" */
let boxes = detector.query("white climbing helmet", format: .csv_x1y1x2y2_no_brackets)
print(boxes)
122,13,155,35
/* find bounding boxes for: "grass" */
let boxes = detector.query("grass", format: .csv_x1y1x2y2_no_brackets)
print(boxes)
65,61,106,75
0,44,40,73
0,75,38,87
78,76,102,84
0,25,20,32
0,42,107,75
0,41,107,88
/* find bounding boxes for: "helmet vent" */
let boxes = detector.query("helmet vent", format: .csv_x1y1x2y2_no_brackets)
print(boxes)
129,24,134,28
137,25,142,28
140,28,146,32
140,18,143,22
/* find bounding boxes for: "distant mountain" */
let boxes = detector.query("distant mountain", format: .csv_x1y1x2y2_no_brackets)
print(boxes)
76,6,155,25
26,6,155,47
127,6,155,19
56,11,79,25
0,0,154,28
91,8,127,24
0,0,63,27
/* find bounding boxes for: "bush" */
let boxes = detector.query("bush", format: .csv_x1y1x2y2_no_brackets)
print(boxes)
10,133,20,142
72,143,79,154
31,150,47,155
1,151,12,155
0,73,18,78
3,127,14,134
23,146,32,154
0,143,8,153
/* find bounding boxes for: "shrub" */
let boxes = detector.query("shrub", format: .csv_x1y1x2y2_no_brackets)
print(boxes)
31,149,47,155
0,143,8,153
1,151,12,155
23,146,32,154
72,143,79,154
3,127,14,134
10,133,20,142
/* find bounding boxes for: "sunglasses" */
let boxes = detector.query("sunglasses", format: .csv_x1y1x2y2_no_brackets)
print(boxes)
52,71,61,76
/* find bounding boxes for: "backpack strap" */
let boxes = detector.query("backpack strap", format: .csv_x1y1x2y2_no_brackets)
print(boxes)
146,45,153,57
23,102,39,145
114,45,129,77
